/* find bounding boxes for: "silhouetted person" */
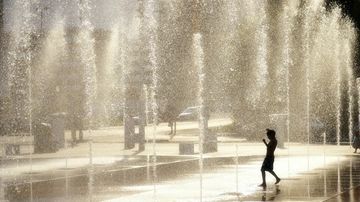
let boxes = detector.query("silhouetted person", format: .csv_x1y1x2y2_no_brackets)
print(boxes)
70,114,83,147
168,120,174,134
352,133,360,153
166,105,176,135
259,129,281,187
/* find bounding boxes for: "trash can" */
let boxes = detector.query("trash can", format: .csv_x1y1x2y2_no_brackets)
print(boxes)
47,113,66,150
33,123,56,153
203,131,217,153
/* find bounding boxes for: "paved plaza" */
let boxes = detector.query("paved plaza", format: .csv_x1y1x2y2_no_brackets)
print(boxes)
0,119,360,201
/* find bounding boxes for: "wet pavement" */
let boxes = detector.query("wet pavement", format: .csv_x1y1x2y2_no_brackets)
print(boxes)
99,154,360,202
1,120,360,201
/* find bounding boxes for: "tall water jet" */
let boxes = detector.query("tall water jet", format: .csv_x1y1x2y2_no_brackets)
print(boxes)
342,19,357,146
193,32,205,201
331,7,342,146
235,0,270,121
97,26,121,126
278,0,297,174
143,0,159,198
7,0,38,129
78,0,97,200
252,1,268,109
302,1,312,154
191,0,205,200
33,20,67,116
6,1,40,201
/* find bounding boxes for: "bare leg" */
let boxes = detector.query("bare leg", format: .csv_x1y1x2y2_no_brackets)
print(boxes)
259,171,266,187
168,122,173,135
268,171,281,184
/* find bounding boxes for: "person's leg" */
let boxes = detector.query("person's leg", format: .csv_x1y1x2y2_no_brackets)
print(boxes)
260,157,269,186
269,170,281,184
79,129,83,142
71,129,77,146
259,170,266,187
168,121,173,135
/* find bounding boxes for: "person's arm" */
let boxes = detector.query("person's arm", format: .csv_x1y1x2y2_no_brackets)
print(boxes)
262,139,267,146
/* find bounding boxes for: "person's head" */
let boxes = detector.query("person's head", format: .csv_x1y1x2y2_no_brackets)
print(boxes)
266,129,276,139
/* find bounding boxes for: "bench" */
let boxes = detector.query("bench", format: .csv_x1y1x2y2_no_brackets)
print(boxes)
0,144,21,156
6,144,20,155
178,132,218,155
179,141,218,155
1,142,33,156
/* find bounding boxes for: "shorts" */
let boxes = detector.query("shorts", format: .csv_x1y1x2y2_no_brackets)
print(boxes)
261,156,274,171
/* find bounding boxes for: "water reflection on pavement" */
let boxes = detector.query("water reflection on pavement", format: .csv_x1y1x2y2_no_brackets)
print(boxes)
2,117,360,201
98,155,359,202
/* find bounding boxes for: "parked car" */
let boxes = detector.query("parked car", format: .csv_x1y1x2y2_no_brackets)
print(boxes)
177,106,199,121
133,111,162,125
133,113,150,126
